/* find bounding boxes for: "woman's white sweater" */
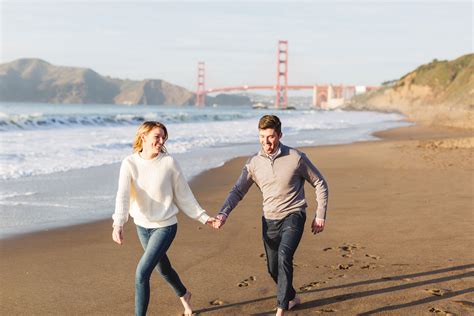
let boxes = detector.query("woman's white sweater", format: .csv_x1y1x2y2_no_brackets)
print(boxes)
112,152,210,228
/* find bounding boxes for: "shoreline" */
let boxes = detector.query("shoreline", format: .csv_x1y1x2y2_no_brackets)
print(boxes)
0,119,411,241
1,123,471,242
1,123,473,315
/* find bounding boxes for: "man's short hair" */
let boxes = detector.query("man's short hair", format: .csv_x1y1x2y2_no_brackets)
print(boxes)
259,115,282,134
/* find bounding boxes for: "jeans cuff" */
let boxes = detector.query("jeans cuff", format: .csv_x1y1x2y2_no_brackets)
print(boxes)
177,288,187,298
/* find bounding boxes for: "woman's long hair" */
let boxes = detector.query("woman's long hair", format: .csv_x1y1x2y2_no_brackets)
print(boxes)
132,121,168,153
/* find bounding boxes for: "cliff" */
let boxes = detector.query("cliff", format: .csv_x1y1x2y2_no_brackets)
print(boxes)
0,59,119,104
346,54,473,129
113,79,195,105
0,59,251,106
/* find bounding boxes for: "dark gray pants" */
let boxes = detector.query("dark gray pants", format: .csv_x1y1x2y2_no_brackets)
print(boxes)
262,210,306,310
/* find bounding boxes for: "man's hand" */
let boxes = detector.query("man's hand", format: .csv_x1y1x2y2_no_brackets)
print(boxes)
213,214,228,229
311,218,325,235
112,225,124,245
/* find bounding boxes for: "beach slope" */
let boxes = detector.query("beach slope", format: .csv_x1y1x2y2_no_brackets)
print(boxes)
1,125,473,315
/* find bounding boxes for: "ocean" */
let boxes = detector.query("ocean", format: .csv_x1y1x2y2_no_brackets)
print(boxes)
0,102,409,238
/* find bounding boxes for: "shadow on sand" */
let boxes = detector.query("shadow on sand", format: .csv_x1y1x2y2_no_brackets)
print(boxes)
194,263,474,315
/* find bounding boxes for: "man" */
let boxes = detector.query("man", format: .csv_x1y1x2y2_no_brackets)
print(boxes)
214,115,329,316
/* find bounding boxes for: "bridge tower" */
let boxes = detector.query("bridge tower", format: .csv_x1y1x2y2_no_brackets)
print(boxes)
196,61,206,106
275,40,288,109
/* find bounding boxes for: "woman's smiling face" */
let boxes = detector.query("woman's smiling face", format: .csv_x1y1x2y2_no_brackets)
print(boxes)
141,127,167,155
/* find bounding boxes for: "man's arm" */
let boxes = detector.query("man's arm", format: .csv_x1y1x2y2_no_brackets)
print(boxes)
215,162,255,228
298,153,329,234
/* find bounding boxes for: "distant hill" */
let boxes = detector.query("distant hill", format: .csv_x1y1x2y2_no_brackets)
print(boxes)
112,78,195,105
345,54,473,129
0,58,251,106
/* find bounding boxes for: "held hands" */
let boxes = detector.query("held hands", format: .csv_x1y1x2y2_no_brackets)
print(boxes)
112,225,124,245
311,218,325,235
204,214,227,230
205,217,217,227
212,214,227,229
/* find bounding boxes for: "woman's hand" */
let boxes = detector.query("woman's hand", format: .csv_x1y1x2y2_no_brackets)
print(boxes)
205,217,217,228
112,225,124,245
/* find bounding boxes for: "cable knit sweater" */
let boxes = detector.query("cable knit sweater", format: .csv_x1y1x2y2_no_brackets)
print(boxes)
112,152,210,228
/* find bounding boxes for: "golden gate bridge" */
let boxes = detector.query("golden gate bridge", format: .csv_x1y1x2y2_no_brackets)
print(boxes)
195,40,379,109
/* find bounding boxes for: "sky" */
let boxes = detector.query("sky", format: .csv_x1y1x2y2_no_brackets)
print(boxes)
1,0,472,92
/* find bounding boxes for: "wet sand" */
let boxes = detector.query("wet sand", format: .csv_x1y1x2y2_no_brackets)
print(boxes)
1,125,473,315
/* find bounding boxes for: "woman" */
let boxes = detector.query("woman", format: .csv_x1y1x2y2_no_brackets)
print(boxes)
112,121,215,316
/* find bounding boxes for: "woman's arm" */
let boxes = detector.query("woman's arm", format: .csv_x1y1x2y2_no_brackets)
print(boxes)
171,158,211,224
112,159,132,237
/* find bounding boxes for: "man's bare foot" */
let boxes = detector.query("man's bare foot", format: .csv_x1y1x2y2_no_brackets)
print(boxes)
289,296,301,310
275,297,300,316
180,291,192,315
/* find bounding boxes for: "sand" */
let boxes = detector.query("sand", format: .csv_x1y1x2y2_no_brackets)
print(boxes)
1,125,473,315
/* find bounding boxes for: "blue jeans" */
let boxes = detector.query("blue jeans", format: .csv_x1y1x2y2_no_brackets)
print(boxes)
262,210,306,310
135,224,187,316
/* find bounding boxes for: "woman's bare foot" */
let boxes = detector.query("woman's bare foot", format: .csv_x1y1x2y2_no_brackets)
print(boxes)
288,296,301,310
180,291,192,315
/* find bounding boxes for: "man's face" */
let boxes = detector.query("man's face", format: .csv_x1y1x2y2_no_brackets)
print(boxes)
259,128,282,155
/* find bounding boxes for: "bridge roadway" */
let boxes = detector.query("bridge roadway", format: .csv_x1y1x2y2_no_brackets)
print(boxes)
203,84,379,108
205,84,352,93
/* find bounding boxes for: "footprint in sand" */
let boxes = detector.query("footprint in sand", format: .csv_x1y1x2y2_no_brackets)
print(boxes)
209,299,227,306
361,263,379,269
428,307,455,315
391,263,410,266
365,254,381,260
332,243,366,258
332,263,353,270
299,281,326,292
425,288,452,296
238,276,256,287
339,243,364,252
315,308,337,313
